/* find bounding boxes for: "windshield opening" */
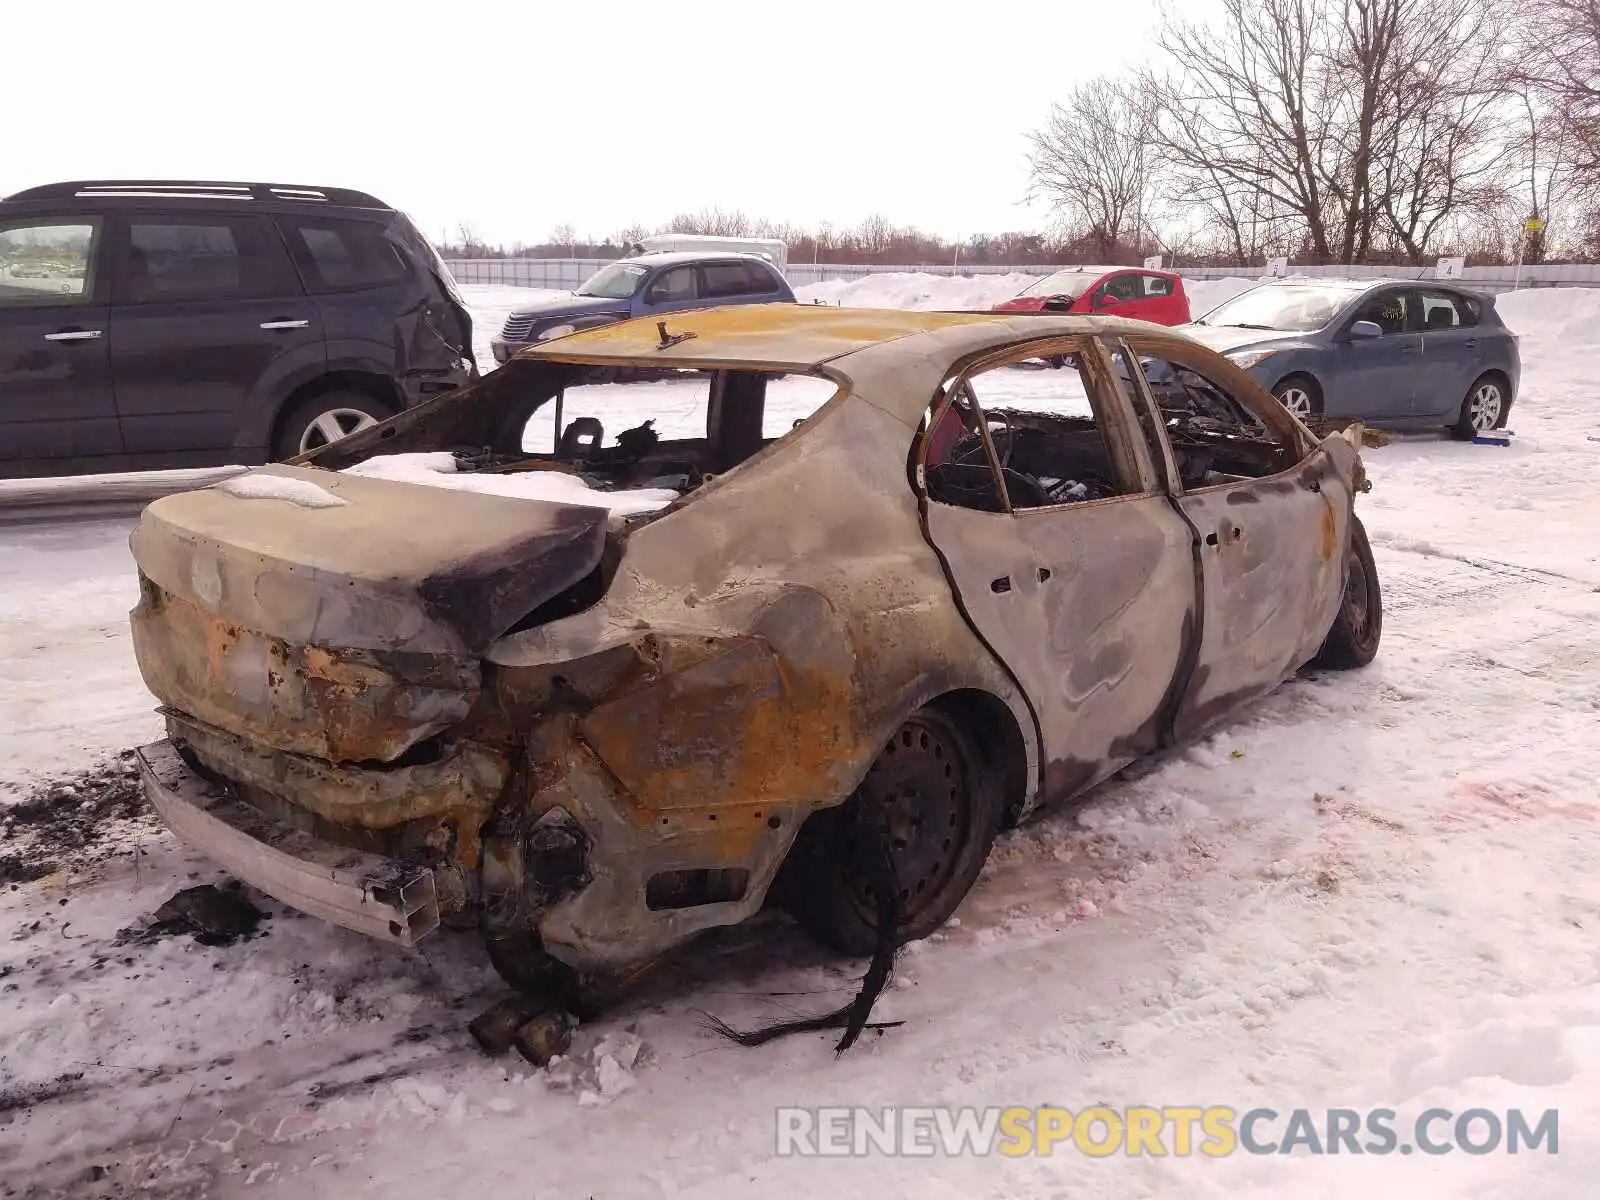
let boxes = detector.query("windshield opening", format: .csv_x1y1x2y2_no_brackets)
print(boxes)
1020,270,1101,299
576,262,649,299
1198,283,1359,332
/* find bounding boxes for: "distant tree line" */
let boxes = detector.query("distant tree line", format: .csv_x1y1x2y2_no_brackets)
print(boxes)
439,0,1600,269
1027,0,1600,265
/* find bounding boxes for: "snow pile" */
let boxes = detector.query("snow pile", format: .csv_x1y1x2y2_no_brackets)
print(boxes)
341,451,678,517
214,473,348,509
795,271,1039,311
546,1029,650,1107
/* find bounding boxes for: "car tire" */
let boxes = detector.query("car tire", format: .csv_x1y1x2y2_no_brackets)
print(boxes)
781,706,1005,956
273,391,395,460
1311,514,1382,670
1272,374,1323,422
1448,373,1510,440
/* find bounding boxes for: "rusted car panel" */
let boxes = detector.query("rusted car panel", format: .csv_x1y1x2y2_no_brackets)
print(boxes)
129,466,609,764
478,395,1042,971
132,585,481,764
928,493,1200,802
1168,448,1352,739
137,739,441,947
124,303,1376,989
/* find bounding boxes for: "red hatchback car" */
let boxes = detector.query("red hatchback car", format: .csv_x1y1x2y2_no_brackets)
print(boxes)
992,265,1191,326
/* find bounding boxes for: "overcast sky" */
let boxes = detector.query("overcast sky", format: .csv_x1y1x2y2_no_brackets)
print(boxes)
7,0,1190,246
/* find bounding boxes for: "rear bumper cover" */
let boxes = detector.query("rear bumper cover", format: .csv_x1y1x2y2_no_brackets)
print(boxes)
137,738,439,947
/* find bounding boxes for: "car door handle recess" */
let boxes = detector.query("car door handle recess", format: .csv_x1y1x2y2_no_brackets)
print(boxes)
990,576,1012,594
44,329,102,342
1208,522,1242,547
260,319,310,330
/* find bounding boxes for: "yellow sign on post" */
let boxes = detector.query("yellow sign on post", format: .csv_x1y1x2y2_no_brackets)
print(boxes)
1524,217,1546,233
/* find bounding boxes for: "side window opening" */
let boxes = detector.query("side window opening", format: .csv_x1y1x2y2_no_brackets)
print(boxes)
285,218,410,294
1114,343,1301,489
1351,290,1410,335
745,263,778,293
1418,290,1473,330
701,261,760,299
920,339,1139,513
0,219,99,306
118,217,295,305
1098,274,1143,305
646,266,697,304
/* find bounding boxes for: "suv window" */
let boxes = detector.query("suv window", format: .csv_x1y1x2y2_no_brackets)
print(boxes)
283,218,410,294
0,219,100,306
1418,290,1477,329
117,217,295,304
701,261,769,299
646,266,698,304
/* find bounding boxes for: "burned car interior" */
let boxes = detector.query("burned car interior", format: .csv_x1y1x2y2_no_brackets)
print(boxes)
455,368,788,496
921,336,1301,513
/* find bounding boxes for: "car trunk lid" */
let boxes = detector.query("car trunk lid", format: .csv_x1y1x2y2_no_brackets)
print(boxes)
129,465,608,763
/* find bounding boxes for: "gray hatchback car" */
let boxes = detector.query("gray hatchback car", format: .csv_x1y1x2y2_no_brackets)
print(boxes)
1179,279,1520,438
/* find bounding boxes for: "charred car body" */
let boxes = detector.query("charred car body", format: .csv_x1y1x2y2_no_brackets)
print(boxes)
128,304,1382,1000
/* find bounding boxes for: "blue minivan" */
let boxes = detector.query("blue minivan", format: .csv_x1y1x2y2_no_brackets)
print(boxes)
490,250,796,364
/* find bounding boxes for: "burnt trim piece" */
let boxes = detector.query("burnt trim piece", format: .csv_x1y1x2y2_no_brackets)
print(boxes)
136,739,440,946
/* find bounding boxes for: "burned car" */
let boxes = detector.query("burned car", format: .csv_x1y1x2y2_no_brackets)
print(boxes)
127,305,1381,1002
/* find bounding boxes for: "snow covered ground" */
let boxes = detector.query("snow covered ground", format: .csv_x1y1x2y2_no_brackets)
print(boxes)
2,278,1598,1199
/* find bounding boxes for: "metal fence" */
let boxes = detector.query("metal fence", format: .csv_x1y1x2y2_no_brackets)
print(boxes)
442,257,1600,293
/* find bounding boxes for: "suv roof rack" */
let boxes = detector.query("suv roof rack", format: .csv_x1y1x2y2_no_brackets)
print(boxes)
2,180,389,208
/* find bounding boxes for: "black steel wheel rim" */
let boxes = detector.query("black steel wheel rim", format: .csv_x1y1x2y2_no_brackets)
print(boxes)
840,716,972,927
1342,544,1373,639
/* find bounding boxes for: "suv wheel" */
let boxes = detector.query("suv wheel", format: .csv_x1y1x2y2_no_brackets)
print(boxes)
274,391,393,459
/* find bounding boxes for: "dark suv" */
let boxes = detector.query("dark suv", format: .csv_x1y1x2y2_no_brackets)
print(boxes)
0,180,475,480
490,250,795,364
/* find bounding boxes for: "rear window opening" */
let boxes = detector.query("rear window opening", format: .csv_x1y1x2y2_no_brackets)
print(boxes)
332,364,840,527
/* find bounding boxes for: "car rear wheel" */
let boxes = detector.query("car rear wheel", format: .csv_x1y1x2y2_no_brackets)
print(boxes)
274,391,394,460
1448,374,1509,440
1311,514,1382,670
1273,375,1322,421
781,707,1004,956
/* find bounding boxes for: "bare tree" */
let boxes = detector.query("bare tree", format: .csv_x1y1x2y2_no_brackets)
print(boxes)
1027,82,1157,259
547,223,578,251
612,223,649,250
1503,89,1586,261
1143,0,1342,261
855,214,895,256
1514,0,1600,183
666,208,755,237
1368,0,1514,261
1144,0,1512,263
